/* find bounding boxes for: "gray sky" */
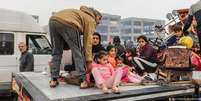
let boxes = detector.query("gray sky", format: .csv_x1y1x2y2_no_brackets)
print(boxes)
0,0,197,26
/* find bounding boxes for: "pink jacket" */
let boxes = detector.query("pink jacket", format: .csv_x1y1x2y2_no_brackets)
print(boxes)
91,63,114,80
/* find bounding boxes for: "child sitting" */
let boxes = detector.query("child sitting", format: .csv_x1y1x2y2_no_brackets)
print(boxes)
115,56,143,84
123,48,144,75
107,45,117,68
91,51,126,94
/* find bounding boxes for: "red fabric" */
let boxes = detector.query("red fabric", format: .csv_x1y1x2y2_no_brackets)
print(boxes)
120,67,129,82
191,55,201,71
86,73,91,82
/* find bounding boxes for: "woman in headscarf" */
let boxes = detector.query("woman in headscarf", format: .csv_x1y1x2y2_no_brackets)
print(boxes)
92,32,105,56
134,35,158,76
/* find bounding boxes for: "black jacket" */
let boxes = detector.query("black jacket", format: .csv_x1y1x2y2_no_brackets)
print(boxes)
183,1,201,33
92,44,105,54
19,51,34,72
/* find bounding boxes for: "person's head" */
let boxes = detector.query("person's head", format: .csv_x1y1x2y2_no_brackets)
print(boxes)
80,6,102,25
178,10,188,23
125,48,136,57
124,40,135,49
93,32,101,46
90,8,102,25
168,25,174,34
172,24,183,37
137,35,149,48
18,42,27,53
106,45,117,57
113,36,121,44
96,51,108,64
115,55,124,65
95,14,102,25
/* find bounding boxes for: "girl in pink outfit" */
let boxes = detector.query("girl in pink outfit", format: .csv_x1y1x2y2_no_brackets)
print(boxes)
91,51,126,94
115,56,143,84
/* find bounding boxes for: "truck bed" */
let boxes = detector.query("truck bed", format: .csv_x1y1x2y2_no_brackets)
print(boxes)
14,72,195,101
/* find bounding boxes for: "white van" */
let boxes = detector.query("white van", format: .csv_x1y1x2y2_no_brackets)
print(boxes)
0,8,52,92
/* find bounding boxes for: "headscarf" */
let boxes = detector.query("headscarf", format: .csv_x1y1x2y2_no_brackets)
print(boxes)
92,32,105,54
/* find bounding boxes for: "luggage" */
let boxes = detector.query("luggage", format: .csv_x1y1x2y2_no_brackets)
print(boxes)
164,46,191,69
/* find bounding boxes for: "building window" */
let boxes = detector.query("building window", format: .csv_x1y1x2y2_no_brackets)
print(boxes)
26,35,51,54
143,21,154,34
121,21,131,26
100,20,109,25
102,17,108,21
0,33,14,55
110,21,118,25
143,26,154,34
134,21,141,26
96,25,108,33
110,26,119,33
143,21,154,26
110,18,118,21
133,28,141,34
121,28,131,34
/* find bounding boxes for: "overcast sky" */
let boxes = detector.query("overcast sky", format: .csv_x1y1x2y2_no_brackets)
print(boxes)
0,0,198,26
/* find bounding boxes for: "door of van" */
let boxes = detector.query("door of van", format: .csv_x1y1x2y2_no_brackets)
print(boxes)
0,33,16,84
26,34,52,72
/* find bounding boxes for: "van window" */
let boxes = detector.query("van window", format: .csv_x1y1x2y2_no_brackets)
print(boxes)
26,35,51,54
0,33,14,55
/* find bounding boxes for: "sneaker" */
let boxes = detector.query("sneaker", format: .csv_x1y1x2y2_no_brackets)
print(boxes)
144,75,153,81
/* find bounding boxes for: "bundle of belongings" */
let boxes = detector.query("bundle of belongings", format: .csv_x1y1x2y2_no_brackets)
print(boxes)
163,46,192,82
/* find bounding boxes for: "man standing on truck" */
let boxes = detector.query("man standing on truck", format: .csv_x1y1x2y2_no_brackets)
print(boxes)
183,0,201,53
49,6,102,88
18,42,34,72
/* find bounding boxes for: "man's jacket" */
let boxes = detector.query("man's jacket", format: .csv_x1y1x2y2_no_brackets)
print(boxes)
50,6,97,62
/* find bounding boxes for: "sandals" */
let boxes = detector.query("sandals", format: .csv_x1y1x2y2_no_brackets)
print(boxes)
112,86,120,94
80,81,89,89
102,87,110,94
49,80,59,88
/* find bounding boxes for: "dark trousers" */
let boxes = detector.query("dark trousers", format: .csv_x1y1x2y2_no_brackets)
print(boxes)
49,20,86,80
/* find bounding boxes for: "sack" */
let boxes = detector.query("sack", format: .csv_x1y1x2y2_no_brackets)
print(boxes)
65,71,81,85
164,47,191,69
